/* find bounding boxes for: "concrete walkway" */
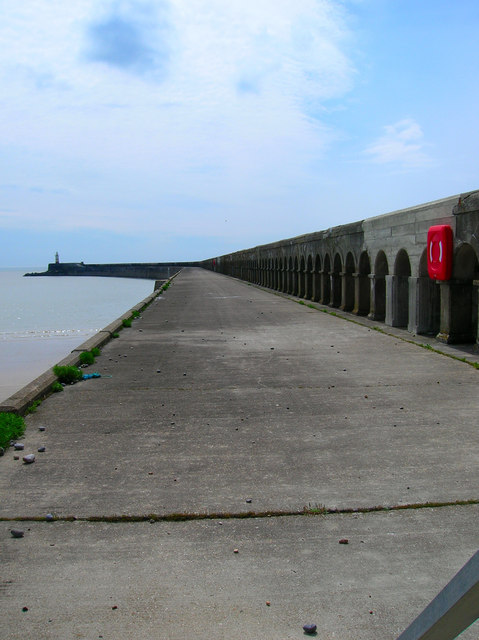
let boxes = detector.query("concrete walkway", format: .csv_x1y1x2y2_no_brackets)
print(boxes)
1,268,478,639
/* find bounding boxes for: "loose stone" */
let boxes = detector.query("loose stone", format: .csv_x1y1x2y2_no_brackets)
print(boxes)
339,538,349,544
303,623,317,634
11,529,24,538
14,443,24,450
38,446,46,452
39,426,46,431
23,454,35,464
45,514,54,522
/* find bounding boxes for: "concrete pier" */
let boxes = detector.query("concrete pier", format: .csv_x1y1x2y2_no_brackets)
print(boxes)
1,268,478,639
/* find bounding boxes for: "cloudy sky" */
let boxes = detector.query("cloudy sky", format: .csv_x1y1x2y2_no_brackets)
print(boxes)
1,0,478,266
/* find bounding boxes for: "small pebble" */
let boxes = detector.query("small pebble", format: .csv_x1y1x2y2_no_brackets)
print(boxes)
339,538,349,544
22,607,29,612
23,454,35,464
303,623,317,634
112,605,118,610
11,529,24,538
266,601,271,606
14,443,24,451
233,549,239,554
38,446,46,453
46,514,54,522
245,498,252,504
39,426,46,431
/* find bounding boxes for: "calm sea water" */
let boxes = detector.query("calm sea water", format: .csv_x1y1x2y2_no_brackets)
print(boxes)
0,268,156,401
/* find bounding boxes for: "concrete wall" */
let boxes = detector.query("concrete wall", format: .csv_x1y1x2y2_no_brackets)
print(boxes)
25,262,198,280
201,190,479,345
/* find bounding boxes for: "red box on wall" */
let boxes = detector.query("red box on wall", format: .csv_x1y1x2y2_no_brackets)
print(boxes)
427,225,453,280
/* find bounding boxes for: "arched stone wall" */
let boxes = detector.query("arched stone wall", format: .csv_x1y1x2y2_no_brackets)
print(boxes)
203,190,479,345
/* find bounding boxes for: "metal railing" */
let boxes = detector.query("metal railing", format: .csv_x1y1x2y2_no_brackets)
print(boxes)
396,550,479,640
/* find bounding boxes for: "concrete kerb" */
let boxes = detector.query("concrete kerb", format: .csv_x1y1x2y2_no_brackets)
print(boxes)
0,273,178,416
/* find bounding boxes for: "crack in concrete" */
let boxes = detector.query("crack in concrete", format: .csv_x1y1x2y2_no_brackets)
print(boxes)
1,499,477,523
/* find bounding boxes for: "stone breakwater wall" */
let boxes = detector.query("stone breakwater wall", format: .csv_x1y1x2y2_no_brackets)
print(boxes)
25,262,198,280
201,190,479,346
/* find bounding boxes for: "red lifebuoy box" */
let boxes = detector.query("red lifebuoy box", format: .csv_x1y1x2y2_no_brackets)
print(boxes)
427,225,453,280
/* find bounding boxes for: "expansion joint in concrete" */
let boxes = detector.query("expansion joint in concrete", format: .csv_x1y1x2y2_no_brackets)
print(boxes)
1,498,477,524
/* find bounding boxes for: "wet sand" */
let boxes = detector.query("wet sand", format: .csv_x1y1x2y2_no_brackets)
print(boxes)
0,336,92,403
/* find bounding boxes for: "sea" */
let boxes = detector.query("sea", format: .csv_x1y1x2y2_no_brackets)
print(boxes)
0,268,156,403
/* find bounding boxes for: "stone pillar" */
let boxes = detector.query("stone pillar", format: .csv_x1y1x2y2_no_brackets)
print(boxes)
437,280,475,343
312,270,320,302
408,276,439,335
385,275,394,326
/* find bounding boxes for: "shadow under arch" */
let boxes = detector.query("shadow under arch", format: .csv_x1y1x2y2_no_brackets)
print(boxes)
331,253,342,307
391,249,411,328
341,251,355,312
440,242,479,343
412,248,440,335
355,251,371,315
370,251,388,322
322,254,331,304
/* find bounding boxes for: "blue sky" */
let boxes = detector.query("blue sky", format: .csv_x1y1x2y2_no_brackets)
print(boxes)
1,0,478,266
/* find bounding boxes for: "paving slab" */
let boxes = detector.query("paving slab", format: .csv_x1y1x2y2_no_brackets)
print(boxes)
1,267,478,639
2,506,478,640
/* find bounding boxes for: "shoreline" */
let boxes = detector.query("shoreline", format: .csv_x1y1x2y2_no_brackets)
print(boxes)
0,277,174,414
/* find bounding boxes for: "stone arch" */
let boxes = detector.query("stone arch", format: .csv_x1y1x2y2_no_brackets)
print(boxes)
355,251,371,315
370,251,388,322
413,248,441,335
291,256,298,296
298,255,306,298
274,257,279,290
390,249,411,327
341,251,355,311
322,253,331,304
331,253,342,307
288,256,294,294
445,242,479,342
305,255,313,300
312,254,321,302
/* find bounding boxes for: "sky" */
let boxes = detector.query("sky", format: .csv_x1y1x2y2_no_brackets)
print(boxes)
1,0,478,267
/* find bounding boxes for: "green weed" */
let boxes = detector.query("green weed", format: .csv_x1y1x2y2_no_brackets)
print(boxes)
79,351,95,365
25,399,42,414
53,365,82,385
51,381,63,393
0,413,25,450
122,318,132,328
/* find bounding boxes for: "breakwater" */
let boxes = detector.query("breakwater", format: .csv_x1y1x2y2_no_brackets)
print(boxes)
25,261,198,280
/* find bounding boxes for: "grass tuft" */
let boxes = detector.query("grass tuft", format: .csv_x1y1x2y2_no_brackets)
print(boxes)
0,413,25,450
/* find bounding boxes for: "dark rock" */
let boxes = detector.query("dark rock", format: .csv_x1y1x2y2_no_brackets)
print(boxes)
303,623,317,634
14,443,24,451
39,426,46,431
0,447,4,456
23,454,35,464
45,514,54,522
339,538,349,544
38,446,46,453
11,529,24,538
245,499,252,503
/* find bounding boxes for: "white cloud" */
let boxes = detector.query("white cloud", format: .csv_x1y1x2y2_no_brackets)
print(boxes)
364,119,433,168
0,0,357,240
